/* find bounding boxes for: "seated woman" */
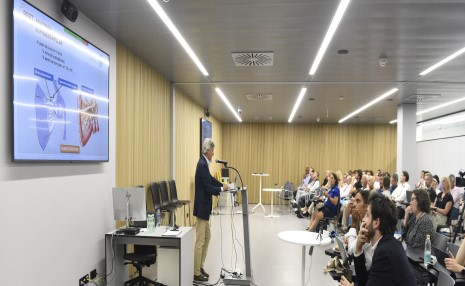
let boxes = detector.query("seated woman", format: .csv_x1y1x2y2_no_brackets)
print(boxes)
402,189,435,286
431,176,454,231
306,172,340,231
342,174,367,231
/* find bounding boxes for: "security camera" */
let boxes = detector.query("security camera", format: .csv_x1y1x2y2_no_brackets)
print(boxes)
61,0,78,22
237,108,242,114
378,57,388,67
205,109,210,118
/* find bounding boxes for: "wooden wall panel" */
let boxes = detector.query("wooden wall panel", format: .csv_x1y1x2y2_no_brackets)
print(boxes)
222,123,397,204
116,42,171,213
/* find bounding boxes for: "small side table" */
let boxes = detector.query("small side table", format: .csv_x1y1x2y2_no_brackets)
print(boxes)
278,231,331,286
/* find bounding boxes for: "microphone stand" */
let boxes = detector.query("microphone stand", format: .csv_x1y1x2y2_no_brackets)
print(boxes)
218,163,253,285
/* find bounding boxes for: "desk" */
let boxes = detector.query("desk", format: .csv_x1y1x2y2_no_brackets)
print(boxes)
278,231,331,286
406,246,465,284
262,188,282,218
252,173,269,213
105,226,193,286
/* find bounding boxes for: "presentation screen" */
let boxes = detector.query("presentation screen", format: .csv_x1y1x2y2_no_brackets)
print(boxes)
200,118,212,154
13,0,110,162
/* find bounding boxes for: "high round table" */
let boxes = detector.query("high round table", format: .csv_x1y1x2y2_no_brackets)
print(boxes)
278,230,331,286
262,188,283,218
251,173,269,213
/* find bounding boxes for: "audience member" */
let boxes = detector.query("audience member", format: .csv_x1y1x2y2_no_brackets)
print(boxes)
431,176,454,230
391,170,411,204
450,174,461,221
424,172,436,205
402,189,435,286
380,176,391,199
306,172,340,231
389,173,399,194
340,194,417,286
415,170,426,189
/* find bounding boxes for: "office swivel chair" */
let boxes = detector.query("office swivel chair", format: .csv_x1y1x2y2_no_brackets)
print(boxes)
123,211,158,286
168,179,191,226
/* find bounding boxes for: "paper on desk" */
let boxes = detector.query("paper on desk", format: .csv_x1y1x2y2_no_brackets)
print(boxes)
162,230,182,236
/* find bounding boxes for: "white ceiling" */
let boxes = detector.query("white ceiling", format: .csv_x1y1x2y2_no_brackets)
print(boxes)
73,0,465,124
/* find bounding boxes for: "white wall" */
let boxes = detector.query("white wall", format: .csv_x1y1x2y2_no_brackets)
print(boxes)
417,136,465,179
0,1,116,285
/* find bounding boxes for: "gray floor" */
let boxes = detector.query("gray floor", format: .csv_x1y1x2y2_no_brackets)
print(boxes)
199,201,340,286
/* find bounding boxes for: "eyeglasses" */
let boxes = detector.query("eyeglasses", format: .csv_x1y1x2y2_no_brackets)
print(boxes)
355,198,362,203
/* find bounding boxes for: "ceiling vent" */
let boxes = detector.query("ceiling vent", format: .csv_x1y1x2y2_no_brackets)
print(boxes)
246,93,272,101
254,116,273,121
404,93,441,103
231,52,273,66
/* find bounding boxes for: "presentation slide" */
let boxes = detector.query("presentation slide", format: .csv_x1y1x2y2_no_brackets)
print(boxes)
13,0,110,161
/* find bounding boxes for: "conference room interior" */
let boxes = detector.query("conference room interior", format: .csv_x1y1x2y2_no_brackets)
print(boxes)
3,0,465,285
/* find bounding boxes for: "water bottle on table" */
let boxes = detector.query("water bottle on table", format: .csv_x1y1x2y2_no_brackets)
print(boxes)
424,234,431,267
147,213,155,234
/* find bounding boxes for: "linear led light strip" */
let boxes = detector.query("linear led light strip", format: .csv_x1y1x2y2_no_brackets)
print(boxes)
214,88,242,122
288,88,308,123
147,0,209,76
309,0,351,75
419,46,465,76
338,88,399,123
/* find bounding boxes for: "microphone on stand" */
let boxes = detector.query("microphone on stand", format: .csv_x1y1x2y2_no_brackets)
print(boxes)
215,159,228,166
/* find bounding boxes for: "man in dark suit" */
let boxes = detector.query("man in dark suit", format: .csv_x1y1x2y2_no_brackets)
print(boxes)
340,194,417,286
193,138,228,282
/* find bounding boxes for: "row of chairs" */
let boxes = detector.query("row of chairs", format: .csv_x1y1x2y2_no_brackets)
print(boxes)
150,180,191,227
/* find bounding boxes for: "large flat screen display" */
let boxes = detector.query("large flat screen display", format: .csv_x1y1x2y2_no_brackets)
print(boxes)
13,0,110,162
200,118,212,154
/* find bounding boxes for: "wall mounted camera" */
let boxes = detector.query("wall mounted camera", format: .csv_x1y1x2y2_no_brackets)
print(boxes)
204,109,210,118
61,0,78,22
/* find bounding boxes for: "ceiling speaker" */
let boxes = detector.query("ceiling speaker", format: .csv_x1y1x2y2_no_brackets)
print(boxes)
61,0,78,22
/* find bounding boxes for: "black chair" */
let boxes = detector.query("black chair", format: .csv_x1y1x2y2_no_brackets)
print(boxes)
168,179,191,226
158,181,178,229
123,213,157,286
322,198,341,231
433,232,449,252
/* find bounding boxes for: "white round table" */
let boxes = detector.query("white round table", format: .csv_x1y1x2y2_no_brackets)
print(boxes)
278,231,331,286
251,173,269,213
262,188,283,218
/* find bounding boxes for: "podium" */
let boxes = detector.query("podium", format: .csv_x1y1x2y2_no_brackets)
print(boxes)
251,173,269,213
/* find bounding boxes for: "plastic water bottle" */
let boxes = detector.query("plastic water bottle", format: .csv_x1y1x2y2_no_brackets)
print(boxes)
155,209,161,227
147,214,155,234
424,234,432,267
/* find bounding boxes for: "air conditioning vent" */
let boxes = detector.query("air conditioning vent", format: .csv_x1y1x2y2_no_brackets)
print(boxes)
254,116,273,121
231,52,273,66
246,93,272,101
404,93,441,103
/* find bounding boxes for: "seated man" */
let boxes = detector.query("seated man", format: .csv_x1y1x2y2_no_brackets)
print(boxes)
294,171,320,211
293,166,311,200
340,194,417,286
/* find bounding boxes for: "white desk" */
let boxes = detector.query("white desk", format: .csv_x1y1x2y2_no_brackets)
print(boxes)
252,173,269,213
262,188,282,218
105,226,193,286
278,231,331,286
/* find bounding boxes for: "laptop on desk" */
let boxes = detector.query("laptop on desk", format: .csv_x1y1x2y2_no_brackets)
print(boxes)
433,245,451,271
